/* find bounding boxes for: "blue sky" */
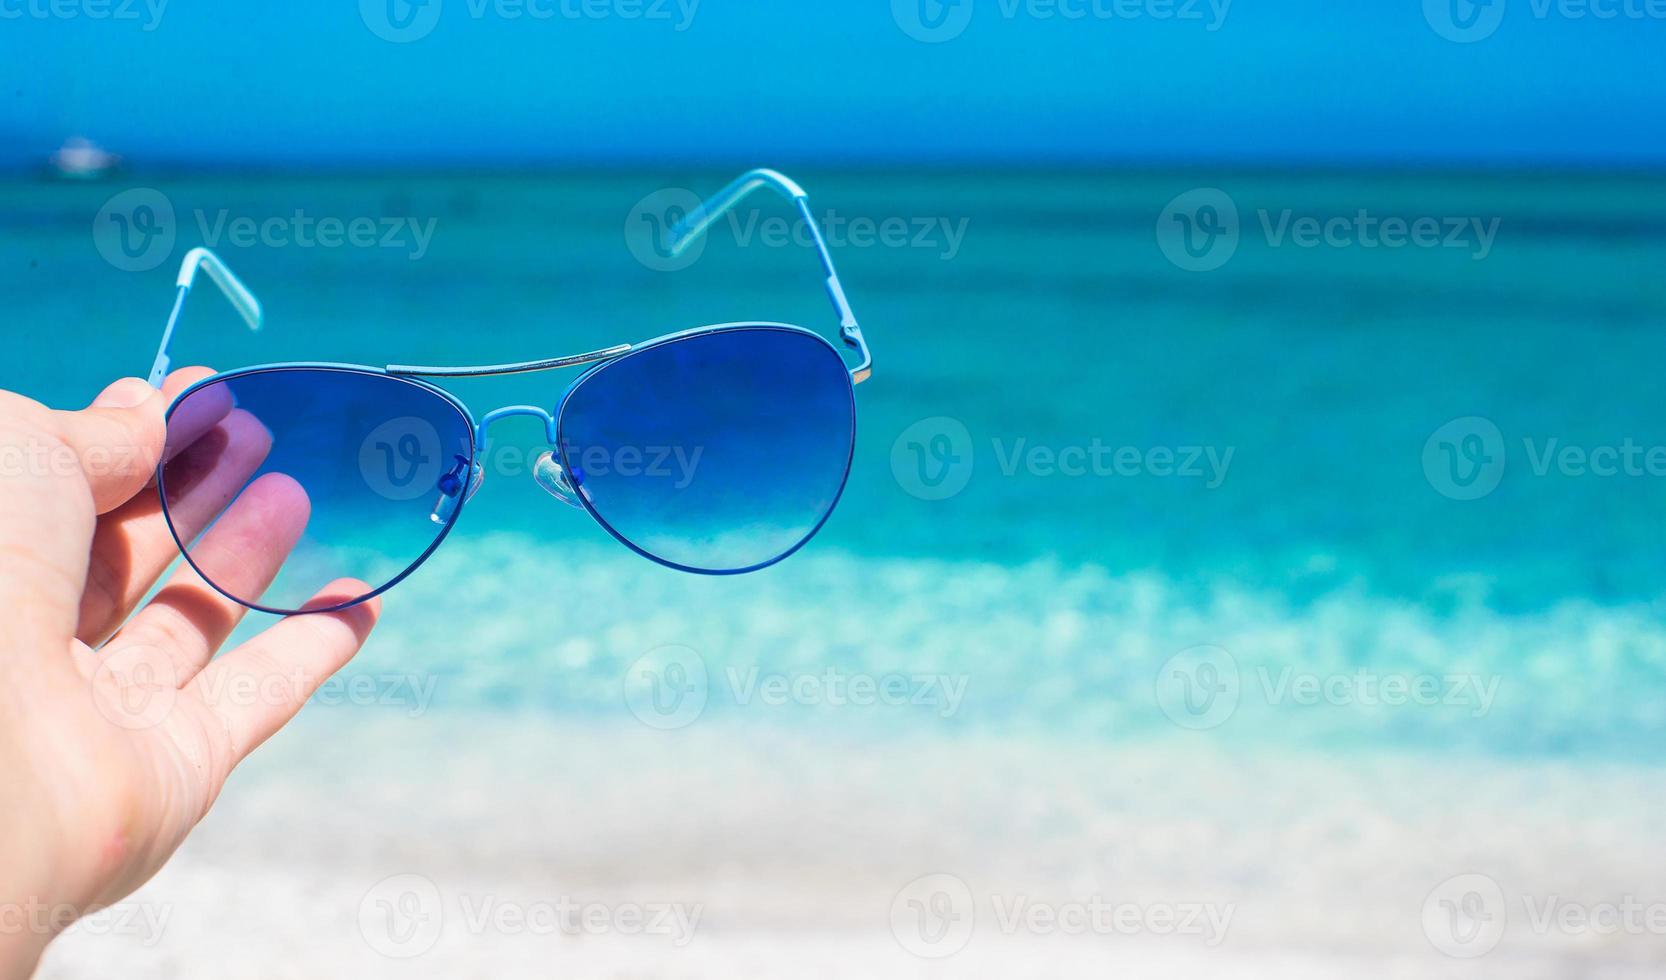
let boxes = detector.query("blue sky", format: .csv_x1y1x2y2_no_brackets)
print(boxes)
1,0,1662,168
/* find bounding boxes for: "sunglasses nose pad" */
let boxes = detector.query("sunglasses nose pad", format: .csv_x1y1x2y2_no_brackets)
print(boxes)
429,455,484,525
532,450,582,510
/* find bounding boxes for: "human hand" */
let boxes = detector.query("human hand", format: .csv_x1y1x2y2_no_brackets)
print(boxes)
0,371,378,979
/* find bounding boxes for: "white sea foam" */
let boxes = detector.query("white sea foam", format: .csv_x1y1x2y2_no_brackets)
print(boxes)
312,531,1666,754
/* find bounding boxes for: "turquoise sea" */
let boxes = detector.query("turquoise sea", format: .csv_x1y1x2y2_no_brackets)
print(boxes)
9,170,1666,975
8,170,1666,743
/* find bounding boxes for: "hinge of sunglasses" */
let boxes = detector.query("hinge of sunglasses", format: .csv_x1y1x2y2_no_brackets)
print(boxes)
845,327,872,385
825,276,872,385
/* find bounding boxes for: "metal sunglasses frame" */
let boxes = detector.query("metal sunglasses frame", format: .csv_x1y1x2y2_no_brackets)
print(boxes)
146,169,872,613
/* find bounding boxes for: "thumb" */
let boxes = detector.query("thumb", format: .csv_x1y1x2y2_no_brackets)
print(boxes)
49,377,168,515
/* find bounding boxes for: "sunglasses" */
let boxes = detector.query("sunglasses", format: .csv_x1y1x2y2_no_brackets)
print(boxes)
144,170,873,615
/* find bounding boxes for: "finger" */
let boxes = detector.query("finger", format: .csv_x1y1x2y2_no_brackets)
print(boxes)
75,363,226,640
77,408,274,646
0,400,99,645
188,580,380,763
47,377,166,515
156,368,232,468
161,367,218,400
0,369,208,652
106,473,311,684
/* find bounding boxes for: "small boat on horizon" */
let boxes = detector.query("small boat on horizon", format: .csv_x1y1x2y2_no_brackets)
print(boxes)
48,137,121,180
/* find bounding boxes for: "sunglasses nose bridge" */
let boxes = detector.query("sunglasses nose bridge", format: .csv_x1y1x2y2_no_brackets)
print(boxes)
475,404,559,447
430,404,565,524
469,404,583,511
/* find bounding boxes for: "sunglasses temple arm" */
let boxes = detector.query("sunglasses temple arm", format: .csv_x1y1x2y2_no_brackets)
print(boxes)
147,247,264,388
668,169,873,384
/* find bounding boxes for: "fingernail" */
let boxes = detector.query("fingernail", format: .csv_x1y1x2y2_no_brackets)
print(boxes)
92,378,154,410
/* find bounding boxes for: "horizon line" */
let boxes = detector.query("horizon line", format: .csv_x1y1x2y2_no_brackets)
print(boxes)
5,157,1665,180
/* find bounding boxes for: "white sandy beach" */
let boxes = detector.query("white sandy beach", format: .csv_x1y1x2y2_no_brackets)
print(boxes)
35,711,1666,979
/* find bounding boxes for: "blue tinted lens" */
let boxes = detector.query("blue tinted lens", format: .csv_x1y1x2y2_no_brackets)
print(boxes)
159,368,474,613
557,326,855,572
